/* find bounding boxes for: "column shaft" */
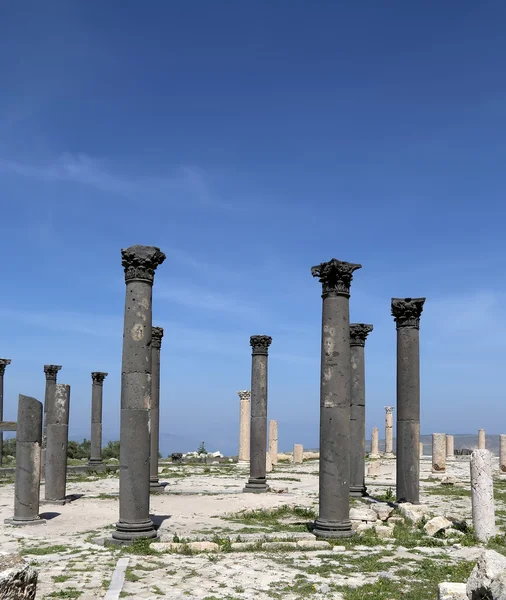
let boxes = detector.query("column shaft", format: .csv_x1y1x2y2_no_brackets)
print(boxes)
384,407,394,456
478,429,486,450
268,420,278,465
45,384,70,503
370,427,379,457
446,435,454,459
42,365,61,478
237,391,250,464
500,434,506,473
432,433,446,473
89,373,107,469
150,327,164,491
293,444,303,464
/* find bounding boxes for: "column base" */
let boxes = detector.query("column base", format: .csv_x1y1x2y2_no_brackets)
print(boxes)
313,518,354,539
4,517,47,527
383,453,395,459
88,460,106,472
368,454,380,459
243,478,269,493
110,519,158,545
349,485,367,497
150,479,165,494
41,498,67,506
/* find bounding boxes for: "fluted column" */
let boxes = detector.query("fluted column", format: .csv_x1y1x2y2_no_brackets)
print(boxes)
0,359,11,466
392,297,425,504
384,406,394,457
349,324,373,497
112,245,165,544
150,327,164,492
268,420,278,465
89,372,108,470
243,335,272,493
237,390,251,465
312,258,361,538
42,365,62,477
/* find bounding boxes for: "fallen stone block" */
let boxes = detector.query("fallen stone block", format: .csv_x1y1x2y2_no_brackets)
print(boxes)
466,549,506,600
150,542,183,552
437,582,466,599
374,525,394,539
441,475,457,486
262,542,298,550
296,540,332,550
355,523,375,534
332,545,346,553
424,516,453,537
398,503,428,523
372,503,394,521
387,516,405,525
350,507,378,522
231,542,258,551
0,554,38,600
187,541,220,553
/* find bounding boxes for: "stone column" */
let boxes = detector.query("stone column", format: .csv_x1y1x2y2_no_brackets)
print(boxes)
392,297,425,504
500,434,506,473
370,427,380,458
311,258,361,538
150,327,164,492
349,324,373,497
384,406,394,458
470,449,496,542
88,372,108,470
244,335,272,493
112,245,165,544
5,395,45,526
432,433,446,473
420,442,424,458
478,429,486,450
44,384,70,504
268,420,278,465
237,391,251,465
293,444,303,464
42,365,61,477
0,359,11,466
446,435,455,460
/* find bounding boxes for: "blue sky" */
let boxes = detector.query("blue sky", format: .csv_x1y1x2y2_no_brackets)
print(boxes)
1,2,506,456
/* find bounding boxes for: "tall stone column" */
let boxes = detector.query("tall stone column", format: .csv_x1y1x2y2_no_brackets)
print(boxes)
237,390,251,465
311,258,361,538
470,449,496,542
243,335,272,493
293,444,303,464
420,442,424,458
478,429,486,450
42,365,62,477
5,395,45,526
88,372,108,470
384,406,394,458
392,297,425,504
150,326,164,492
268,420,278,465
370,427,380,458
500,434,506,474
446,435,455,460
432,433,446,473
44,384,70,504
349,323,373,497
0,359,12,466
112,245,165,544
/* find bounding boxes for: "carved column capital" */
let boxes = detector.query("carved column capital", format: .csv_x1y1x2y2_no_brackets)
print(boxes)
121,245,166,284
44,365,62,381
311,258,362,298
391,297,426,329
384,406,394,414
349,324,373,347
151,327,164,349
237,390,251,402
0,359,11,376
250,335,272,356
91,372,108,385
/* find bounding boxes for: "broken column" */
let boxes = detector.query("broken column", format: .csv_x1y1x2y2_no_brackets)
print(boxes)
112,245,166,543
150,326,164,492
88,372,108,470
293,444,303,464
500,434,506,473
478,429,486,450
237,390,251,465
349,323,373,497
446,434,455,460
392,297,425,504
370,427,380,458
41,365,61,477
268,420,278,465
5,395,45,526
243,335,272,493
384,406,394,458
432,433,446,473
419,442,424,458
311,258,361,538
0,359,11,466
470,449,496,542
44,384,70,504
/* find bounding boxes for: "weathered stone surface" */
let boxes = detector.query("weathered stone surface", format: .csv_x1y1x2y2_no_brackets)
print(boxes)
367,461,381,476
332,545,346,552
265,451,273,473
237,391,251,464
187,541,220,552
371,503,394,521
424,516,452,537
433,433,447,472
268,420,278,465
398,503,428,523
442,475,458,486
231,542,258,551
355,522,375,534
466,549,506,600
470,450,496,543
349,507,377,522
478,429,486,450
384,406,394,456
374,525,394,539
296,540,332,549
262,541,298,550
438,582,466,600
293,444,303,464
370,427,380,457
150,542,183,552
0,554,37,600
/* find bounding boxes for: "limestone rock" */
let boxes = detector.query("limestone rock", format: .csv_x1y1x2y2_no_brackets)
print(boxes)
0,554,38,600
262,542,297,550
372,503,394,521
374,525,394,539
438,582,467,599
231,542,257,551
350,507,378,522
187,541,220,552
355,523,375,534
150,542,183,552
424,516,453,537
466,549,506,600
398,503,428,523
296,540,331,550
367,461,381,476
441,475,457,486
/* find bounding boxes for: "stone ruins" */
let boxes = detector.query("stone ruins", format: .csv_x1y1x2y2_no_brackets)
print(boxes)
1,250,505,599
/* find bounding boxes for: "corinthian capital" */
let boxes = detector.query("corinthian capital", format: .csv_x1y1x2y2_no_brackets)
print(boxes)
385,406,394,414
151,327,164,349
44,365,62,380
0,359,11,376
237,390,251,402
121,245,166,284
311,258,362,298
349,324,373,347
250,335,272,356
391,297,426,329
91,372,108,384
